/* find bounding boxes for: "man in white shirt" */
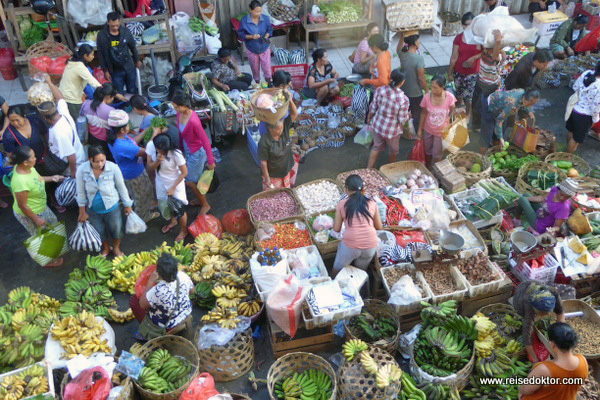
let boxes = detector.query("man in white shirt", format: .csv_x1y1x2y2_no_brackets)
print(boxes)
37,75,87,178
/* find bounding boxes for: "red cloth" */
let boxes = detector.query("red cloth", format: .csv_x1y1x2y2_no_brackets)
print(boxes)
529,331,550,363
453,33,481,75
177,111,215,164
129,295,146,323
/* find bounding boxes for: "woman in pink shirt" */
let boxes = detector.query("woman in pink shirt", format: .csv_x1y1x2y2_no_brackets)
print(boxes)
171,93,215,214
418,75,456,167
332,174,383,276
79,83,117,160
350,23,379,75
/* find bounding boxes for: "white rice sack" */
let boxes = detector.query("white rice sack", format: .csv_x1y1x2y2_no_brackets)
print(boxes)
463,6,538,48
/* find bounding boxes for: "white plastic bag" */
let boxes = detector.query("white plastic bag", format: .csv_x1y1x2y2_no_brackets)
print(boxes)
388,275,422,306
312,214,334,232
464,7,538,47
69,222,102,252
205,34,222,55
250,251,289,294
266,274,310,337
373,196,387,225
125,211,147,234
67,0,112,28
170,12,196,52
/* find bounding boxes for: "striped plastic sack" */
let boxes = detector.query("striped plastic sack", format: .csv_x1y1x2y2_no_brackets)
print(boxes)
351,85,370,120
24,221,69,266
69,221,102,252
55,177,77,206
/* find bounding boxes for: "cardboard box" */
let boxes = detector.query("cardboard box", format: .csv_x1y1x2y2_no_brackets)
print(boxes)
533,10,568,36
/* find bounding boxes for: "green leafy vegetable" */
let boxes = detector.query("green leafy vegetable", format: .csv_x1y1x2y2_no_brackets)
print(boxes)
22,25,46,48
142,117,167,143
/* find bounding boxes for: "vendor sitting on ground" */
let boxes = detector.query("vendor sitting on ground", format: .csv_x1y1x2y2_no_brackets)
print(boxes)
517,178,577,236
210,48,253,92
550,14,589,59
349,23,379,75
513,281,567,363
303,49,340,106
520,322,588,400
130,253,194,341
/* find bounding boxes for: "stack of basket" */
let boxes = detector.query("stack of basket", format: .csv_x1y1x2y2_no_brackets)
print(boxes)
433,159,467,193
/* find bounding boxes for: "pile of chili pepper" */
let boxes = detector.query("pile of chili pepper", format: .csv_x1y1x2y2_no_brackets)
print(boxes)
391,230,427,247
259,223,312,250
381,195,409,225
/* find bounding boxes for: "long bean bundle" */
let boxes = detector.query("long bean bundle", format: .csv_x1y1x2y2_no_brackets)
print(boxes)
470,180,520,220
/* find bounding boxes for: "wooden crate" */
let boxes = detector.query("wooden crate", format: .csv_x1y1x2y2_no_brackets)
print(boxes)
460,280,513,317
571,274,600,298
267,316,335,359
398,310,422,331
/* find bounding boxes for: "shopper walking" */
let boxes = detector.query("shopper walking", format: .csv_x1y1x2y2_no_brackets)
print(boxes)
565,61,600,153
398,34,428,138
238,0,273,84
58,44,101,121
472,29,503,136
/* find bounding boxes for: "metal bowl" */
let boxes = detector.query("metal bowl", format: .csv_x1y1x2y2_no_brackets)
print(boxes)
439,230,465,256
345,74,362,83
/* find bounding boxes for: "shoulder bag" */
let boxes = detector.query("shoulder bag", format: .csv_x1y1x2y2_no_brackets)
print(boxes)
138,277,180,340
37,116,77,176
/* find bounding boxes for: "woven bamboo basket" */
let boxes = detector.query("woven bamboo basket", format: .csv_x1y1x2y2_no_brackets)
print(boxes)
134,336,199,400
26,40,72,84
572,177,600,212
545,152,591,176
485,144,529,184
336,169,391,199
267,0,303,22
294,178,343,214
533,129,556,160
267,352,337,400
439,12,462,36
477,303,526,346
386,0,434,31
254,216,314,251
251,89,290,125
196,328,254,382
247,188,304,229
446,151,492,187
306,210,339,258
344,299,401,356
379,161,438,188
61,374,134,400
515,161,566,197
410,339,475,389
338,347,400,400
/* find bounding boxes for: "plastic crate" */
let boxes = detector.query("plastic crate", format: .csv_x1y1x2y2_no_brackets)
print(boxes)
380,263,433,314
0,361,55,400
510,254,559,285
448,187,502,229
246,125,261,167
306,278,363,328
473,176,521,198
286,245,328,284
428,266,469,304
271,64,308,91
455,250,507,297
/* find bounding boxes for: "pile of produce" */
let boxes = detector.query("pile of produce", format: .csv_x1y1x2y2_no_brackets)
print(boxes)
488,146,538,172
27,82,54,106
380,196,409,225
0,288,60,371
549,160,581,177
341,339,402,389
565,317,600,355
452,157,483,174
189,16,219,36
50,310,112,359
294,181,341,215
137,349,193,394
142,116,167,143
0,364,49,400
395,169,438,190
340,84,353,97
527,170,559,191
456,252,500,285
319,0,362,24
397,374,427,400
208,87,239,112
382,267,427,298
273,369,333,400
590,165,600,180
420,383,460,400
479,306,523,341
22,25,47,47
470,180,520,221
338,169,389,198
578,372,600,400
249,191,299,222
415,301,475,377
347,310,397,343
416,263,458,296
258,222,312,249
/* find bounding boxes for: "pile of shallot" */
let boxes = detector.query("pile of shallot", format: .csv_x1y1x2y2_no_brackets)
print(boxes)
338,169,390,198
295,180,342,214
396,169,438,190
248,191,299,221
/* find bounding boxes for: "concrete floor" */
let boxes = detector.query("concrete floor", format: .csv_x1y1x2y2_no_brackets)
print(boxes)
1,76,599,397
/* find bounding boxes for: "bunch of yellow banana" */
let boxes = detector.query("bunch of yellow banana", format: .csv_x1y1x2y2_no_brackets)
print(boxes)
375,365,402,389
238,300,261,317
50,311,112,359
200,306,240,329
360,351,378,375
30,293,60,311
220,241,245,259
342,339,368,361
107,265,145,294
0,374,26,400
471,313,497,338
194,233,221,255
505,339,524,355
11,306,38,331
7,287,32,312
474,335,496,358
107,308,135,323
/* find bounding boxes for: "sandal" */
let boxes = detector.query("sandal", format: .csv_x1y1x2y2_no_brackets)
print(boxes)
175,232,188,242
161,222,177,234
44,258,64,268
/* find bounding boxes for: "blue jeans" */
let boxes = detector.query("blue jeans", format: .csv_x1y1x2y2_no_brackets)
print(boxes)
112,68,137,94
183,142,207,183
87,206,124,241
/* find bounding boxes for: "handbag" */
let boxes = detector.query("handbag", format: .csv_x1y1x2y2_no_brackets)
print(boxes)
565,92,578,121
510,119,539,153
38,115,78,176
441,114,470,153
24,221,69,266
138,277,180,340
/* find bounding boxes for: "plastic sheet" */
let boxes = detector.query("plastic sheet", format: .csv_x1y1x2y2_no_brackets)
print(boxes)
196,318,251,349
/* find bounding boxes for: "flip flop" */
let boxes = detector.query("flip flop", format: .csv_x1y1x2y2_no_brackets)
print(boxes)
175,232,188,242
161,223,177,234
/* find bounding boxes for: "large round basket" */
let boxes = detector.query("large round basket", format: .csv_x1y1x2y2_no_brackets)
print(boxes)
26,40,71,84
476,303,522,343
446,151,491,187
134,335,200,400
379,161,438,188
439,12,462,36
515,161,566,197
337,347,401,400
267,352,337,400
485,145,529,184
250,89,290,125
196,328,254,382
572,176,600,212
267,0,303,22
247,188,304,229
544,152,591,176
61,374,134,400
343,299,401,356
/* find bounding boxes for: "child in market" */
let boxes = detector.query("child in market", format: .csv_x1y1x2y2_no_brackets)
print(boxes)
146,133,188,242
417,75,456,167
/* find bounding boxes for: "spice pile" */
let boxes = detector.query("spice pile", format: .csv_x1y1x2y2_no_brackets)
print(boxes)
295,180,341,215
248,191,299,222
578,372,600,400
338,169,389,198
416,263,458,296
457,252,500,285
380,196,409,225
568,317,600,356
259,223,312,249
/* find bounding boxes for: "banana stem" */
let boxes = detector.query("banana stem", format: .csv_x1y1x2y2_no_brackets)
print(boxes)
248,371,267,391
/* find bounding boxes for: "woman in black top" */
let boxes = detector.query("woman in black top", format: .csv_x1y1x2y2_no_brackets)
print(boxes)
2,106,47,161
303,49,340,105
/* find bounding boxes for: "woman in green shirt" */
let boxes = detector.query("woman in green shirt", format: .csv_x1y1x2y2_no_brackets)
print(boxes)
10,146,65,267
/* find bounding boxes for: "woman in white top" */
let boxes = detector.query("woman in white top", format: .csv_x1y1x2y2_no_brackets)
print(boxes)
566,61,600,153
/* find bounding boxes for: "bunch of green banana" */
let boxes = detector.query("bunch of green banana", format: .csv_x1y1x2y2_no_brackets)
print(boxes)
424,326,471,359
505,339,523,355
475,348,512,378
0,308,12,326
138,366,173,394
157,357,192,383
349,311,397,342
420,383,458,400
342,339,368,361
463,358,531,399
274,369,332,400
85,255,114,282
7,287,32,312
443,315,478,340
138,349,193,394
398,373,426,400
146,349,171,370
59,301,86,317
420,301,458,327
414,324,473,377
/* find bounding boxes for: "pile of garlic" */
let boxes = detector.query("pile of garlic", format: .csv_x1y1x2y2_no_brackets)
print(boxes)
295,180,342,215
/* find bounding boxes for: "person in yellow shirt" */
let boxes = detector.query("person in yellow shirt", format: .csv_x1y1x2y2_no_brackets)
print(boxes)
59,45,101,121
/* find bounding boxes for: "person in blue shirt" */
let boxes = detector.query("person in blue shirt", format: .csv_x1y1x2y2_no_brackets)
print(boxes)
106,110,157,223
237,0,273,84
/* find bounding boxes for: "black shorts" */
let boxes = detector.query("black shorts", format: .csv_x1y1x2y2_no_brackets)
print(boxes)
566,110,593,144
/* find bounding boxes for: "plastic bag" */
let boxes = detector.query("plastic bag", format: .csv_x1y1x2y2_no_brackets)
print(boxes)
195,318,251,349
135,265,156,299
125,211,147,234
197,169,214,195
256,223,275,241
55,177,77,206
312,214,334,232
170,12,196,52
115,351,144,380
142,24,163,45
398,323,421,359
188,214,223,238
63,366,111,400
388,275,423,306
222,209,253,235
67,0,112,28
373,196,387,225
179,373,220,400
464,7,537,47
167,195,186,219
250,251,289,294
354,126,373,147
266,274,309,337
205,34,222,55
69,221,102,252
408,138,426,163
327,113,341,129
